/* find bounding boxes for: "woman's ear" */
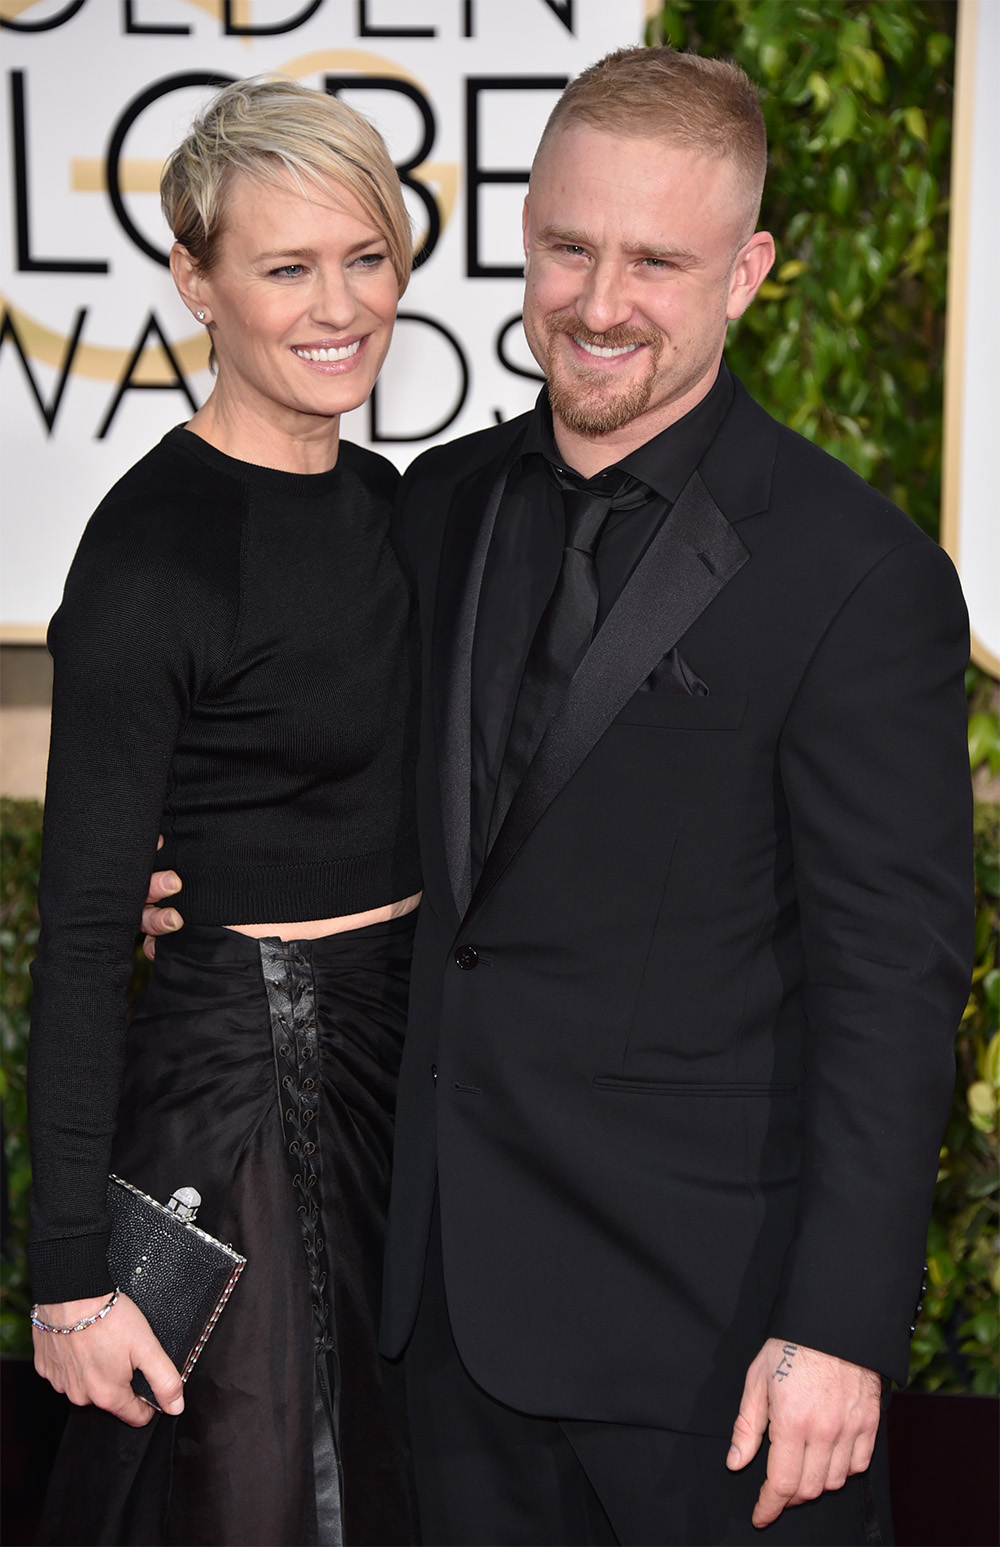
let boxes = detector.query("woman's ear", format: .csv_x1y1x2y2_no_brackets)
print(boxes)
170,242,209,322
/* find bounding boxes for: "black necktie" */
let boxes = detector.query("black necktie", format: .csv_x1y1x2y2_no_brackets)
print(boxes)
487,475,635,851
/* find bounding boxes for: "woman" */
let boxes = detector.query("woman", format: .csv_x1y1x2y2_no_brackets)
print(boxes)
27,77,419,1546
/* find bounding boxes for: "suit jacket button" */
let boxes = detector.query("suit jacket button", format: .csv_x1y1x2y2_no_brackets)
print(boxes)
455,945,479,970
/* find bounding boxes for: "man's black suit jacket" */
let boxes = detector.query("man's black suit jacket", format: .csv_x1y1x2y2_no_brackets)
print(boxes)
381,377,973,1438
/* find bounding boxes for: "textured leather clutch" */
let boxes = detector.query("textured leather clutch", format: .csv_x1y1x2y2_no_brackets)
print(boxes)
106,1174,246,1409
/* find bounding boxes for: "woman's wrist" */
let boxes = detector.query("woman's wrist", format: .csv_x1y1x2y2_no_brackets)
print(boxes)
31,1287,120,1333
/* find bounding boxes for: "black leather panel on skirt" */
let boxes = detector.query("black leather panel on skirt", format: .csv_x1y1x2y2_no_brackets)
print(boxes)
36,915,416,1547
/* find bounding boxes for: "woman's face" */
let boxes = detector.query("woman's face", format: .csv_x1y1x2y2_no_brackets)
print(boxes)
183,168,399,432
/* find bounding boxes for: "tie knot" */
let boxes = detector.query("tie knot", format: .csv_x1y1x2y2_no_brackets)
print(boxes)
562,487,613,555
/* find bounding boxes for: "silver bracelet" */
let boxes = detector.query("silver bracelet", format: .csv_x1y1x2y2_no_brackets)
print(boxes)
31,1286,120,1334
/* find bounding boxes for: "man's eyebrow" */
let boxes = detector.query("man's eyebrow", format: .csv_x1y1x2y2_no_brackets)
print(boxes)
535,226,699,263
632,244,699,263
535,225,592,247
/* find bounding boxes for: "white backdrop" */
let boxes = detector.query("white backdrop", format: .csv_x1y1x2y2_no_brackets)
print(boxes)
0,0,648,632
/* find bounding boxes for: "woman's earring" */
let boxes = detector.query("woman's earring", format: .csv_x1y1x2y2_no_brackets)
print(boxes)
196,310,207,322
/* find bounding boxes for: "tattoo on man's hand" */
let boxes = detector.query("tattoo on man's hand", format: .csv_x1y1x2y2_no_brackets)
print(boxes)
773,1343,798,1381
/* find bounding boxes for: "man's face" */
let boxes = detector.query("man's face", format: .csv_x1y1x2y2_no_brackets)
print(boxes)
522,125,773,464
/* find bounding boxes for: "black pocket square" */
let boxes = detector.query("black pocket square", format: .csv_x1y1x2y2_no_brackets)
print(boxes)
639,647,709,696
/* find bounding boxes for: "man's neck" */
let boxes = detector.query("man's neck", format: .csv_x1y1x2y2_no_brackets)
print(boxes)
551,372,722,479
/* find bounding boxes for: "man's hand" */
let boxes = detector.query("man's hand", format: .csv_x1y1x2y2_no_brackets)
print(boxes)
32,1292,184,1426
727,1337,882,1528
141,839,184,961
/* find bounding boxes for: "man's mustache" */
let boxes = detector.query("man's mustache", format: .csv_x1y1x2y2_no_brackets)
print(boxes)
542,313,659,353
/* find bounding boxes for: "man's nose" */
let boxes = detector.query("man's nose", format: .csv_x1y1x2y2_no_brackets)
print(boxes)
574,261,632,336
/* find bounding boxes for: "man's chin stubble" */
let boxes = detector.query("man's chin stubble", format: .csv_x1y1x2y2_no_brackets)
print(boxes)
546,370,654,437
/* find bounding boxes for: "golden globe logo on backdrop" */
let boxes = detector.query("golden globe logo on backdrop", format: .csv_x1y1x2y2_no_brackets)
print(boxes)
0,0,648,632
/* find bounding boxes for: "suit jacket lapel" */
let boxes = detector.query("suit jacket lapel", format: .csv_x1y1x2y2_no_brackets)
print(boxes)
465,469,749,923
434,435,524,919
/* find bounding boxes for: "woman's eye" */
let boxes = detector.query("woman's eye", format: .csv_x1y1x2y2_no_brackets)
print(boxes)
270,264,305,278
353,252,388,269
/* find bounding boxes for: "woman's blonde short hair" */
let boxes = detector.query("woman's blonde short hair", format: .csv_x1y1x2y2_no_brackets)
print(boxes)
161,76,412,294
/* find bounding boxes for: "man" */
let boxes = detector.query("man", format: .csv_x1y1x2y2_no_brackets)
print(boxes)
376,45,971,1547
146,46,972,1546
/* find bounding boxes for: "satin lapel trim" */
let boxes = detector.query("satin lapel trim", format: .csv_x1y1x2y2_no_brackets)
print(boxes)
434,437,523,919
465,470,749,924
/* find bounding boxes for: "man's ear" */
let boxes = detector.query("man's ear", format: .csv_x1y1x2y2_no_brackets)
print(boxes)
726,231,775,321
170,242,208,321
522,194,531,275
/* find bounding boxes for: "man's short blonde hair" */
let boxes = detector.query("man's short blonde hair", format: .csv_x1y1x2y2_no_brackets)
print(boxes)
161,76,412,293
534,46,767,238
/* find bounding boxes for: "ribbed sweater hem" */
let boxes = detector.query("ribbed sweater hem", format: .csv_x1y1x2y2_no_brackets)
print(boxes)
29,1231,114,1306
166,850,422,926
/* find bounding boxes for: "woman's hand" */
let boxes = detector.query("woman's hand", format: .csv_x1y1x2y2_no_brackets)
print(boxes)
140,836,184,962
32,1292,185,1426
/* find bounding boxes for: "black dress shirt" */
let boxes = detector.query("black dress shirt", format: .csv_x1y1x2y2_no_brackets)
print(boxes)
470,364,736,875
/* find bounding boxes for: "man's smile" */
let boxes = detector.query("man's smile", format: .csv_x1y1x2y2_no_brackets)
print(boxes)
572,337,644,360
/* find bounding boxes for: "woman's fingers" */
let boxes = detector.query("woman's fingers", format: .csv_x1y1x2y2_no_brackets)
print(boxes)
32,1292,183,1427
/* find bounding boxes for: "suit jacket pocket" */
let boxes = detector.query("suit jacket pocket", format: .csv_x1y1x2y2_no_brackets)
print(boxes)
593,1076,797,1096
612,693,747,729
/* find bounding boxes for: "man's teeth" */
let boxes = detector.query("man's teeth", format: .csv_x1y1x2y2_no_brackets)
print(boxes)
574,338,640,359
294,341,361,362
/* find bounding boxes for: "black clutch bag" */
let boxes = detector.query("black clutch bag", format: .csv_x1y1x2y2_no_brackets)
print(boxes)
106,1174,247,1409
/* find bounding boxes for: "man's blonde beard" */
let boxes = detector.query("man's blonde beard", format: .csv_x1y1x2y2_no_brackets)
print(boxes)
541,315,663,437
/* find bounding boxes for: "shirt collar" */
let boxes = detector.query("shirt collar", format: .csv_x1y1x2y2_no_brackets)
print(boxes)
522,361,734,501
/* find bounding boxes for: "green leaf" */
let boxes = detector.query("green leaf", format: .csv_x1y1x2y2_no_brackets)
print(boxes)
807,71,833,112
967,1080,996,1121
776,260,810,283
829,164,854,216
824,92,858,144
872,4,918,65
904,106,929,144
844,45,886,96
927,1250,956,1288
982,1032,1000,1089
968,712,1000,774
926,32,953,70
958,1308,1000,1345
760,40,787,81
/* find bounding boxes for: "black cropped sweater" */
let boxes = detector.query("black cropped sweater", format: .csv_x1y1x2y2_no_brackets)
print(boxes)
27,427,420,1303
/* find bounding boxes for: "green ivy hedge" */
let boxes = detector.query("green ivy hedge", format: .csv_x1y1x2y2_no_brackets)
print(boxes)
649,0,955,539
0,798,39,1355
0,799,151,1357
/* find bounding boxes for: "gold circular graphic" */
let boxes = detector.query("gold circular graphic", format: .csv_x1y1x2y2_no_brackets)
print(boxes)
5,47,458,382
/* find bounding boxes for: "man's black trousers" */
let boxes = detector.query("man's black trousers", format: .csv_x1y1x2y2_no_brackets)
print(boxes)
404,1203,893,1546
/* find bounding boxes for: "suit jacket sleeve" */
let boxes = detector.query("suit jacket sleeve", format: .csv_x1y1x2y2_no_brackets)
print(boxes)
766,533,974,1382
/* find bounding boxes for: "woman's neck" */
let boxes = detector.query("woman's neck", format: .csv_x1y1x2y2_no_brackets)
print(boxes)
184,392,341,474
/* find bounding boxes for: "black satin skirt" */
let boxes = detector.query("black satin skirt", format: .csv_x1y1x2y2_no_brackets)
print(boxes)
37,915,417,1547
